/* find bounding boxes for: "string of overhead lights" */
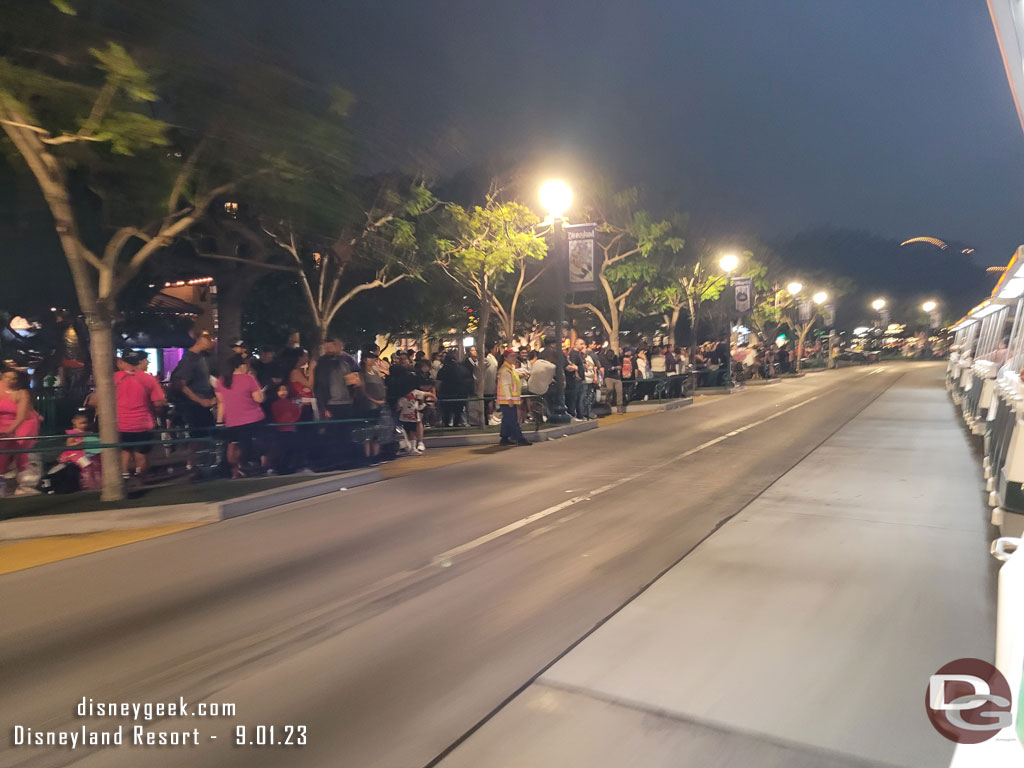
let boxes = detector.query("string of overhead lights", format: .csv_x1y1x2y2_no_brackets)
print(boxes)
162,277,214,287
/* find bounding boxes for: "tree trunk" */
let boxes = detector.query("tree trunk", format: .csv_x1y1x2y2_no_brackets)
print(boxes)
469,295,492,427
309,322,329,361
86,312,125,502
667,306,681,348
214,276,258,374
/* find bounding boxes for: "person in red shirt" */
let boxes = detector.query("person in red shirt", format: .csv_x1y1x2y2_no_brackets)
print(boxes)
269,384,301,473
115,350,166,479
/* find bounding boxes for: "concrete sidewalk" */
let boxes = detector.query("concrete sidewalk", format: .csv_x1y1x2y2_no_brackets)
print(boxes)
439,364,996,767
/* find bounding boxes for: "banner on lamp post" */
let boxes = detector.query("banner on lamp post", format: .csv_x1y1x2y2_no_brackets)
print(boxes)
732,276,753,313
565,223,598,292
823,303,836,326
798,298,813,323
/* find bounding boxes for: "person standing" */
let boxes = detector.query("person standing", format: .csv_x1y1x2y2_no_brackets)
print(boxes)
571,338,592,420
484,342,500,426
602,348,626,414
115,350,166,481
170,331,217,434
215,354,266,478
497,349,531,446
358,351,388,463
565,339,585,420
314,338,357,469
0,368,42,495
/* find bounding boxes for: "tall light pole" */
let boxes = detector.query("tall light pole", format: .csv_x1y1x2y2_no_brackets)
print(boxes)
922,299,940,329
719,253,739,386
871,297,888,328
540,180,573,424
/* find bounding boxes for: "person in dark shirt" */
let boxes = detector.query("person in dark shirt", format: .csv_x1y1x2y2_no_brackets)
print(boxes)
602,348,626,414
438,352,472,427
170,331,216,433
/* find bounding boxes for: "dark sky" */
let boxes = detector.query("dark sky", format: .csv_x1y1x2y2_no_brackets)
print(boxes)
261,0,1024,263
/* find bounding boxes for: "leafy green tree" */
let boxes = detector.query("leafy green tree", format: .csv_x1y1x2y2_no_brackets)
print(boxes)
647,239,729,357
0,2,357,499
263,177,437,356
570,188,683,351
0,23,236,499
435,192,548,398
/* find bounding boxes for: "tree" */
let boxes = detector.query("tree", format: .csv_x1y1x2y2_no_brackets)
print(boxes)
435,192,548,399
0,2,351,499
0,32,242,500
650,241,730,358
570,188,684,351
263,178,437,356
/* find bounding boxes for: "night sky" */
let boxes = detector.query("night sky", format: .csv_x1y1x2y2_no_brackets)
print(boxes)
267,0,1024,263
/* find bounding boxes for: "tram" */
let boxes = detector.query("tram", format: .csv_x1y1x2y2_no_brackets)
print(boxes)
949,246,1024,537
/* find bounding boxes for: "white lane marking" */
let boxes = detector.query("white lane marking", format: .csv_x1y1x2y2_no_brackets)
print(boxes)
432,392,823,565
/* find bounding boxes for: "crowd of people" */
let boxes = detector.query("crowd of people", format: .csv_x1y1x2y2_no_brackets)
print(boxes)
1,329,804,497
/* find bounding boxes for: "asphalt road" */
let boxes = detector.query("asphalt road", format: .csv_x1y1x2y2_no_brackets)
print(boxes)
1,365,911,768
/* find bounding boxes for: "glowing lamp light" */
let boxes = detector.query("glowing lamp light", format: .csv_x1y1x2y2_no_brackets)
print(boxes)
719,253,740,273
922,300,938,313
462,336,475,348
813,291,828,305
872,298,887,311
786,281,803,296
539,180,572,219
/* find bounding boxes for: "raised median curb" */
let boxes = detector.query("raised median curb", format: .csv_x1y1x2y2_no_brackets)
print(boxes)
694,385,744,395
624,397,694,412
423,419,598,448
0,467,380,541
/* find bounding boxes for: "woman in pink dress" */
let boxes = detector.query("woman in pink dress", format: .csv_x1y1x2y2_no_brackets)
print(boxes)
0,368,42,494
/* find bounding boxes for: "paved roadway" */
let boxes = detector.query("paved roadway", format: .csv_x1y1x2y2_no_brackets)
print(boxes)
0,364,976,768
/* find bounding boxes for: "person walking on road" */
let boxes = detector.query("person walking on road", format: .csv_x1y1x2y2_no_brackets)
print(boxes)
498,349,531,446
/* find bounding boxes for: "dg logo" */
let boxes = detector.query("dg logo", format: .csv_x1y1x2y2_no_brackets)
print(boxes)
925,658,1013,744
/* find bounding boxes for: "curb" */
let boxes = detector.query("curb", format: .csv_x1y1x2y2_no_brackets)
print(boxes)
624,397,694,412
423,419,598,448
694,385,744,395
0,468,381,541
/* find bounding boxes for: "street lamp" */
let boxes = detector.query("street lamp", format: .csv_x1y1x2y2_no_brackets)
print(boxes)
719,253,739,386
539,180,572,221
813,291,828,305
922,299,940,330
871,297,888,336
922,300,937,313
787,281,803,296
540,179,573,424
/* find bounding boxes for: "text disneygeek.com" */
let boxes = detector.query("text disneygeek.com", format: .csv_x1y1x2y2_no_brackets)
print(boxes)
10,696,307,750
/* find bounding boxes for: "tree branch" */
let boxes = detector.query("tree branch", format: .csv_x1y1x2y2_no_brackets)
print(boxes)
195,252,299,272
103,227,151,266
324,273,410,329
567,301,612,336
167,135,209,216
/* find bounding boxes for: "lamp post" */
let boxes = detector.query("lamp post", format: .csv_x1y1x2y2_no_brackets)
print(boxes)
922,299,940,329
540,180,573,424
719,253,739,386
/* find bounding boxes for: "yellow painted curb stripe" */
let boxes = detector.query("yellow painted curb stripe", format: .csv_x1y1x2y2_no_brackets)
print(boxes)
0,522,209,575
